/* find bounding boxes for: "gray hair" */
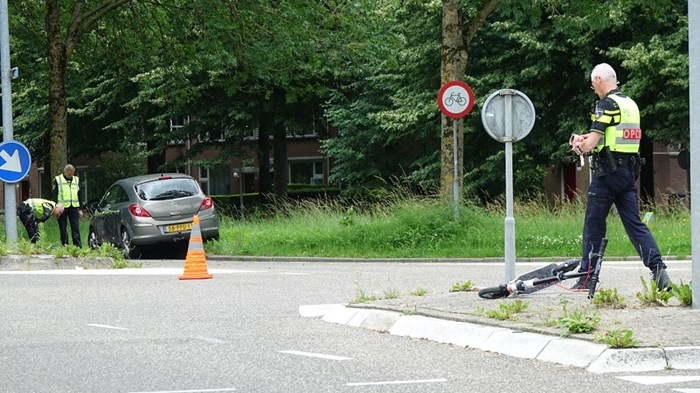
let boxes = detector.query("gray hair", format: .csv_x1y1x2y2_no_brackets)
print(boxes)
591,63,618,84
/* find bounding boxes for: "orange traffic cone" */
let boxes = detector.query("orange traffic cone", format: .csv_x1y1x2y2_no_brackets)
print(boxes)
179,215,213,280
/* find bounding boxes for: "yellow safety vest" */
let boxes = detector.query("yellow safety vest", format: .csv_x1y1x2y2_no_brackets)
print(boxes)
594,93,641,154
55,175,80,207
26,198,56,220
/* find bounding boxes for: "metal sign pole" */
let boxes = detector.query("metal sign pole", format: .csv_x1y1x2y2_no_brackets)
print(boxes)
437,81,474,221
481,89,535,284
503,92,515,282
689,0,699,309
0,0,18,244
453,119,459,219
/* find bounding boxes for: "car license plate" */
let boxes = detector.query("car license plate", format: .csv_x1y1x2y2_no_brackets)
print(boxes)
164,223,192,233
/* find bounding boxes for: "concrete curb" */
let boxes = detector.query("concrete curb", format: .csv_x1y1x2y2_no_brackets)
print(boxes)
299,304,700,373
0,254,114,271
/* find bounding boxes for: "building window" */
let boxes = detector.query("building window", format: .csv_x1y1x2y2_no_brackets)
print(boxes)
289,160,324,185
199,166,229,195
168,116,190,145
199,167,209,193
209,166,230,195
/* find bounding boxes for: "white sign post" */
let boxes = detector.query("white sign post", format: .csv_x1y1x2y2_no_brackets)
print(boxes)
481,89,536,282
438,81,475,219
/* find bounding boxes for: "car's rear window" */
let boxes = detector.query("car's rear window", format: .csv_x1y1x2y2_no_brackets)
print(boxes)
135,178,201,201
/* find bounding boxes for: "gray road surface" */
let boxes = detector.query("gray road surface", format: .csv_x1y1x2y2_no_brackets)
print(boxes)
0,260,698,393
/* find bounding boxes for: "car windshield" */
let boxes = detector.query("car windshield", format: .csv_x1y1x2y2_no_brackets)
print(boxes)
135,178,200,201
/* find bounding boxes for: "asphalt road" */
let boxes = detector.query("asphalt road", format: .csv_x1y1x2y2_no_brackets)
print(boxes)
1,260,698,393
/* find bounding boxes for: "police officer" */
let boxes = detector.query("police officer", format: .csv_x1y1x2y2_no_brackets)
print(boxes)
17,198,63,243
569,63,671,291
52,164,84,247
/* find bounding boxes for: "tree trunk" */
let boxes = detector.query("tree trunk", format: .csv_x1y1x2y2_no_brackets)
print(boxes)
272,88,288,196
146,139,166,173
273,123,288,196
44,0,131,178
45,0,68,178
258,111,272,195
440,0,467,201
439,0,500,201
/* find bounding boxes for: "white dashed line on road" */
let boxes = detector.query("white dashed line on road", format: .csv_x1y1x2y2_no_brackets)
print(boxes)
279,350,353,361
128,388,236,393
346,378,448,386
86,323,130,331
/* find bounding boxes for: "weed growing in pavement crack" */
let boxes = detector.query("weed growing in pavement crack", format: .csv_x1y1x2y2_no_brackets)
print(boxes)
556,299,600,334
478,299,530,320
595,329,638,348
637,276,672,306
449,280,476,292
592,288,626,309
670,280,692,306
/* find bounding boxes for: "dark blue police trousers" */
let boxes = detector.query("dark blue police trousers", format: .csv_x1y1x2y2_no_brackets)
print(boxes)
579,164,665,273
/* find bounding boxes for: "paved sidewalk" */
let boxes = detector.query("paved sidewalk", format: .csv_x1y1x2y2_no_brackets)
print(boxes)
301,280,700,373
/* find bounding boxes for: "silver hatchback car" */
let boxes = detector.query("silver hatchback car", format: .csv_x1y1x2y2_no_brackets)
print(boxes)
88,173,219,258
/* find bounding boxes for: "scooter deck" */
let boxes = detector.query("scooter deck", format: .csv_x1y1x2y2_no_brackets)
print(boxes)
512,259,579,295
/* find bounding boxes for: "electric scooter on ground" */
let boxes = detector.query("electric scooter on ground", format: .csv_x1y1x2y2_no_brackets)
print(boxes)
477,239,608,300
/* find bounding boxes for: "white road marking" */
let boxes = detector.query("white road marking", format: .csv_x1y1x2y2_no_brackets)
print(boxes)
279,350,353,361
346,378,448,386
128,388,236,393
618,376,700,385
86,323,130,331
674,390,700,393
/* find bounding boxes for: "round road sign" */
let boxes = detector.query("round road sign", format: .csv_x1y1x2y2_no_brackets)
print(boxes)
0,140,32,184
438,81,475,119
481,89,535,143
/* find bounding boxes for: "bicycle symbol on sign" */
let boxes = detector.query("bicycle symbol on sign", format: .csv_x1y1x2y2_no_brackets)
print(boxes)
444,92,467,107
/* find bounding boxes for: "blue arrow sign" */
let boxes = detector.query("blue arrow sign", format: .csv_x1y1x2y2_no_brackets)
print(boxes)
0,140,31,183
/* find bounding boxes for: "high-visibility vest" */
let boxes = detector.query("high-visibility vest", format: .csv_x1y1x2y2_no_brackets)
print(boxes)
594,93,641,154
55,175,80,207
25,198,56,220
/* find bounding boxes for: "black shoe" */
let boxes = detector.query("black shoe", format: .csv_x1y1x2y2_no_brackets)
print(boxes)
570,276,595,291
651,268,671,291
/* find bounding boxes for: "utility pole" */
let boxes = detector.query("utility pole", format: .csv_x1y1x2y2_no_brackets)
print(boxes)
1,0,18,244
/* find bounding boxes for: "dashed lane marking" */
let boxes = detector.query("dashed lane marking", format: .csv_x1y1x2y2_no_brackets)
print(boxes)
346,378,448,387
86,323,130,331
279,350,353,361
128,388,236,393
617,376,700,385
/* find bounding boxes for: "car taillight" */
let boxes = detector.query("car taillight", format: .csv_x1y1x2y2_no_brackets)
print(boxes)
199,196,214,211
128,204,152,217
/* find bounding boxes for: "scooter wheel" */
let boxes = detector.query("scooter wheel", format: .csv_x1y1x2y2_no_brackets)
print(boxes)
478,284,510,299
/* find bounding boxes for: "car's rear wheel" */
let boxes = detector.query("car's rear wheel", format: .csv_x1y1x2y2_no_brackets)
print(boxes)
88,227,100,250
120,228,142,259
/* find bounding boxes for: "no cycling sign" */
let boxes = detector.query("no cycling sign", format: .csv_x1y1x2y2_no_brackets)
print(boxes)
437,80,475,119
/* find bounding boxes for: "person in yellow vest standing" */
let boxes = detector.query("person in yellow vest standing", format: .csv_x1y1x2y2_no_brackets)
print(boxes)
569,63,670,291
52,164,84,247
16,198,64,243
